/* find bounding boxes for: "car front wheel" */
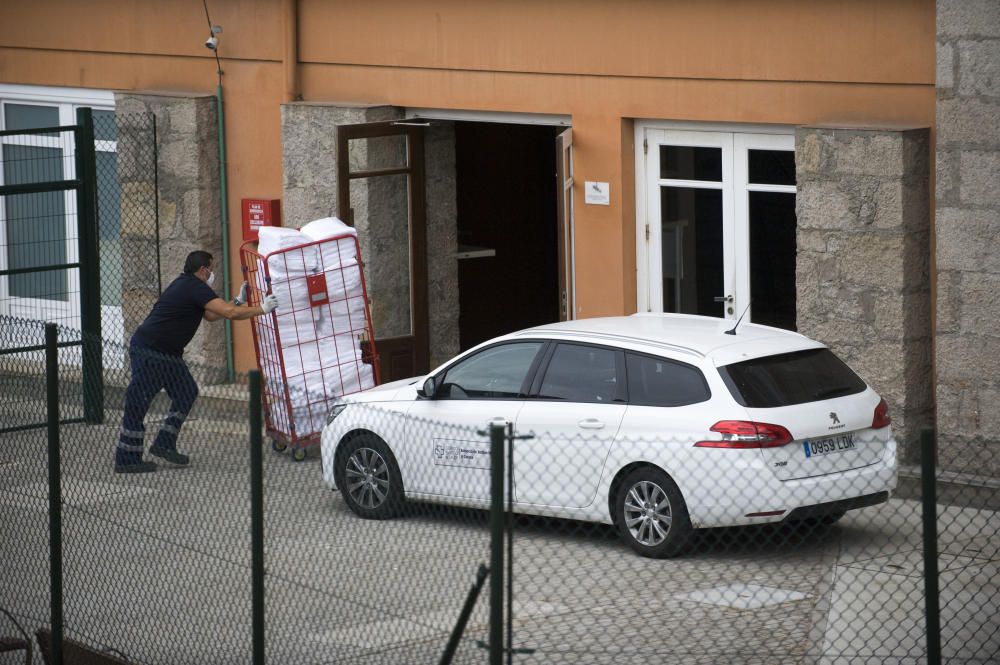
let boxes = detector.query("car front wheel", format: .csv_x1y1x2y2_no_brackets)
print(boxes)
615,467,692,558
337,435,404,520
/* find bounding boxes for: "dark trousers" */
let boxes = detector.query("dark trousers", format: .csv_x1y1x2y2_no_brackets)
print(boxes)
116,336,199,465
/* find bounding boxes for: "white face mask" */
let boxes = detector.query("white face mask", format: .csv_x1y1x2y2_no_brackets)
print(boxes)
206,271,216,287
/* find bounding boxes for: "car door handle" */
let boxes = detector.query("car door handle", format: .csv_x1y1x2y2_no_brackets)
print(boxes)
578,418,605,430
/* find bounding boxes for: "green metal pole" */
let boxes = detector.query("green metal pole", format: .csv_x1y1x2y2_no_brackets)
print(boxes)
921,428,941,665
489,423,504,665
506,423,516,665
249,369,265,665
217,84,235,382
75,107,103,424
46,323,63,665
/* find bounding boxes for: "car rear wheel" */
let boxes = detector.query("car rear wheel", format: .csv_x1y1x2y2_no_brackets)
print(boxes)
615,467,692,558
337,435,404,520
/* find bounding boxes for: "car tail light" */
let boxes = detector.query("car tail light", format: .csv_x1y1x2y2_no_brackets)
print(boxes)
695,420,794,449
872,398,891,429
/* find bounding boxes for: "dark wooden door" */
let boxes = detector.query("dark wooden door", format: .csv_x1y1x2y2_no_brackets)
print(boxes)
336,121,429,382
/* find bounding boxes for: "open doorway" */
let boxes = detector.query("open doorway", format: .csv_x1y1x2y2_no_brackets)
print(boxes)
454,122,560,350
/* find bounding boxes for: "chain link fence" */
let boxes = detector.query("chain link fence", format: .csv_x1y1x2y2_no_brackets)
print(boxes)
94,110,159,373
0,109,997,665
1,328,998,663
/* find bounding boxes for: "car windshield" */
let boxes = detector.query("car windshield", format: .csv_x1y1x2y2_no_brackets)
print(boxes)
718,348,866,408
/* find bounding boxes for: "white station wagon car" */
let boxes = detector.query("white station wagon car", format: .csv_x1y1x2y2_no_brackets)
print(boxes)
321,313,897,557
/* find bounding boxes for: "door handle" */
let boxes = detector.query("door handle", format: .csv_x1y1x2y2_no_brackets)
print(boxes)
578,418,605,430
713,294,734,304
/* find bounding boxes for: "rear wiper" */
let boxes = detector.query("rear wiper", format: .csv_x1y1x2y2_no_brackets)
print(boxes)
813,386,854,400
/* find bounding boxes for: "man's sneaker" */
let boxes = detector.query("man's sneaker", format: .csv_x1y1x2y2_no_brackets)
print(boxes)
114,461,157,474
149,447,190,466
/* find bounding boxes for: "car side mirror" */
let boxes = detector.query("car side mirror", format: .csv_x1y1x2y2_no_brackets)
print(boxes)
418,376,438,399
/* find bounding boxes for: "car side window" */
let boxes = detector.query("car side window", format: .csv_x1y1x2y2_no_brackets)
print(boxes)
537,343,619,403
439,342,543,399
626,352,710,407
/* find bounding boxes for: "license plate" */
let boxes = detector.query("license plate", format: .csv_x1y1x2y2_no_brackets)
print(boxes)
803,433,856,458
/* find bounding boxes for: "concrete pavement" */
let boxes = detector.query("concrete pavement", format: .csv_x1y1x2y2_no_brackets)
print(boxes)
0,406,997,664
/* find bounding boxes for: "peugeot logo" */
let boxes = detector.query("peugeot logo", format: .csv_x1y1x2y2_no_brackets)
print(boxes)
829,412,841,425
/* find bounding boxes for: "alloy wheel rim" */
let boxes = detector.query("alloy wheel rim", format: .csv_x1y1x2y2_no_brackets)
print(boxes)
345,447,390,509
623,480,672,546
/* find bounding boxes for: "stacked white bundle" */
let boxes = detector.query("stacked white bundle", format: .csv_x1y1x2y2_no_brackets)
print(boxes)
257,227,320,348
255,220,375,438
300,217,376,412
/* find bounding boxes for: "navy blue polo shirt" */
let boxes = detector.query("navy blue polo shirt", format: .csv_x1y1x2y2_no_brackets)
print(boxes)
134,273,219,356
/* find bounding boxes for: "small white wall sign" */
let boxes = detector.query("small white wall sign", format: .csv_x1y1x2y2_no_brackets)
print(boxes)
585,181,610,205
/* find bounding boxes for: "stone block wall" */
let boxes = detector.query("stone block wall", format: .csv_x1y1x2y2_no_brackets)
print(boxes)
796,127,933,462
936,0,1000,476
114,91,225,382
281,104,459,367
424,121,460,367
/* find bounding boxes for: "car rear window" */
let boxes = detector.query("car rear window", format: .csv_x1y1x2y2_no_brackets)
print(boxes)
718,348,867,408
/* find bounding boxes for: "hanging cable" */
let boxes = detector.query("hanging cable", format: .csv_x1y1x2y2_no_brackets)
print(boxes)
201,0,235,381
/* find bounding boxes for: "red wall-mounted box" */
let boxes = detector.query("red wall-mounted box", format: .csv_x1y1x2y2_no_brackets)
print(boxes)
241,198,282,241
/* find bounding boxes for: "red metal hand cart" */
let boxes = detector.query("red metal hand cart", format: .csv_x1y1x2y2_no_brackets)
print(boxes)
240,229,379,461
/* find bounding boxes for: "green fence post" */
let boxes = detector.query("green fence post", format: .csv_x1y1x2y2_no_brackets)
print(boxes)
921,428,941,665
489,422,504,665
75,107,103,424
46,323,63,665
249,370,265,665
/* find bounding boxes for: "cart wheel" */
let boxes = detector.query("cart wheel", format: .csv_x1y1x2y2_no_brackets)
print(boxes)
292,448,307,462
271,439,287,453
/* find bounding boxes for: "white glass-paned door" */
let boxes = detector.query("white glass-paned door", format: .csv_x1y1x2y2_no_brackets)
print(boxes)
734,133,796,330
642,130,735,319
638,127,796,329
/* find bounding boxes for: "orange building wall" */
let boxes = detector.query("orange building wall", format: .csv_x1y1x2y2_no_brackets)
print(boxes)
0,0,936,372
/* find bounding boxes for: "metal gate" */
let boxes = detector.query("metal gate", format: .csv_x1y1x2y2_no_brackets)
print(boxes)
0,107,159,434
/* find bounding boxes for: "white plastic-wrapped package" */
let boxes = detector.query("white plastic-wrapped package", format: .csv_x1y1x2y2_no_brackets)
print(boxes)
258,225,307,253
287,403,328,439
274,366,375,437
301,217,356,242
273,307,321,347
257,227,317,278
321,261,364,302
279,340,321,378
315,333,365,365
265,272,313,315
316,295,368,339
301,216,356,239
321,362,375,396
301,217,360,276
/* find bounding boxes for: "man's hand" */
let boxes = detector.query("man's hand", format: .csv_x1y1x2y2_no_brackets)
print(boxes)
262,294,279,314
233,281,249,306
